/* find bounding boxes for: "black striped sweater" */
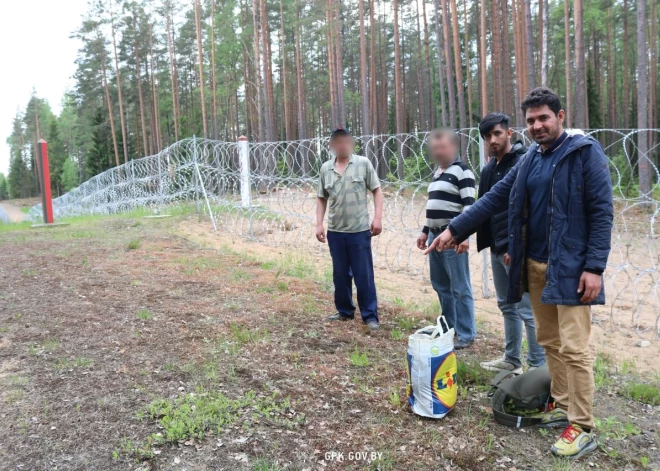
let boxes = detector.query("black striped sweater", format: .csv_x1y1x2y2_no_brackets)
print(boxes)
422,160,476,234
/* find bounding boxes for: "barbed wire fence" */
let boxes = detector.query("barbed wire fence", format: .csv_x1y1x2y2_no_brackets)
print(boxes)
29,128,660,342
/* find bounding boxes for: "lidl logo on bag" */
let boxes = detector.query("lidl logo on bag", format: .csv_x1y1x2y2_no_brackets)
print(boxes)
430,346,440,355
431,351,457,413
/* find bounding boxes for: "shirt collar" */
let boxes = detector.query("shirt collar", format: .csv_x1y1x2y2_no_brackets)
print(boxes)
434,156,461,178
330,153,355,169
538,131,568,155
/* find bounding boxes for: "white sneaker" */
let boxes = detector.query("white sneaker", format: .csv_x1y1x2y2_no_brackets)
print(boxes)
480,356,523,374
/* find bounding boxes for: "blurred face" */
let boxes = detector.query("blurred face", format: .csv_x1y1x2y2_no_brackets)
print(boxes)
429,135,457,167
525,105,565,147
329,135,354,159
483,124,513,157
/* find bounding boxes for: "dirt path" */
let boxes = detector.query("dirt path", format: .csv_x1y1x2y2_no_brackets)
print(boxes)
0,201,27,222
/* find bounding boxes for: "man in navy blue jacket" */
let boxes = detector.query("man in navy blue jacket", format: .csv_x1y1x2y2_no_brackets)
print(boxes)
426,88,613,460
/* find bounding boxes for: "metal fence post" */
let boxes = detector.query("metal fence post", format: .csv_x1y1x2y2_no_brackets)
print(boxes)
238,136,251,208
479,135,491,298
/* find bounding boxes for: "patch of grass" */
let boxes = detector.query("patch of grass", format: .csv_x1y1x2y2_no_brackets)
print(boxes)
394,316,417,331
457,359,492,389
595,416,641,440
230,324,269,344
594,352,615,389
43,339,59,352
54,356,92,371
388,389,400,407
127,238,141,250
136,309,154,321
391,329,405,341
131,389,301,455
276,254,315,279
350,347,370,367
230,268,253,282
623,381,660,405
252,459,280,471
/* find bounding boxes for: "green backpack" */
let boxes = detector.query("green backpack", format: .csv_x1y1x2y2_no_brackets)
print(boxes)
489,365,552,428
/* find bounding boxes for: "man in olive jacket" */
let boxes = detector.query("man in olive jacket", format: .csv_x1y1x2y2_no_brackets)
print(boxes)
426,88,613,460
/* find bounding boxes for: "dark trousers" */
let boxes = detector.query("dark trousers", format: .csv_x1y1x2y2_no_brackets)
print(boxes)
327,230,378,323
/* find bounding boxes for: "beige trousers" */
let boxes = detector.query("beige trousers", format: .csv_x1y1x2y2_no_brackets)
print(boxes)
527,259,595,429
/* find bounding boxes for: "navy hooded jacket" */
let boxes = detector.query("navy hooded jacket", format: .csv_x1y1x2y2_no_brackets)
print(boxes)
449,132,614,306
476,141,527,255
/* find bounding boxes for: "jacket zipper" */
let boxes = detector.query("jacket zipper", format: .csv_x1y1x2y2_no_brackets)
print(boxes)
547,142,589,266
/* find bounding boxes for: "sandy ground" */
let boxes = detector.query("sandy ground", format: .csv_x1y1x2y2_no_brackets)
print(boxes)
0,201,28,222
182,219,660,376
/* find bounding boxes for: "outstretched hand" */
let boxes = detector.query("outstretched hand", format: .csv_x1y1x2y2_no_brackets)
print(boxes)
423,229,455,255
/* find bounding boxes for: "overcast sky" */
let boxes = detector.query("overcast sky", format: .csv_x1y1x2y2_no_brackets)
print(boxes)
0,0,89,175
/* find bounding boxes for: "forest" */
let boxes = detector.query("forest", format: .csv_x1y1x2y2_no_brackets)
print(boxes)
3,0,658,200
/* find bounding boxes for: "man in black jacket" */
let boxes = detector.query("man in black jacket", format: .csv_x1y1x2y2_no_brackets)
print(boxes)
476,113,546,375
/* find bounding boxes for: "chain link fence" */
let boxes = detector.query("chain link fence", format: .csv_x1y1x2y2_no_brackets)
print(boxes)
29,129,660,341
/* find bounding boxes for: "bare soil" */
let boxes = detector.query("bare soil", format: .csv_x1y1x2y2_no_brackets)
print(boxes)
0,214,658,471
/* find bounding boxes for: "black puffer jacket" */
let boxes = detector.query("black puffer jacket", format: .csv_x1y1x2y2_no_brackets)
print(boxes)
476,141,527,255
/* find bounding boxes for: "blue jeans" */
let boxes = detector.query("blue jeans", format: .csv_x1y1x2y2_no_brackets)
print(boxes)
491,253,546,368
428,231,476,342
327,230,378,323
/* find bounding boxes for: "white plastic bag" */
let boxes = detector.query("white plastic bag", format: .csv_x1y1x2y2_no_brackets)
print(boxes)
405,316,458,418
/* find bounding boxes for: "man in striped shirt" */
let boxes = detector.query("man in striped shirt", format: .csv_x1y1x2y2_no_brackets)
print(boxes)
416,129,477,349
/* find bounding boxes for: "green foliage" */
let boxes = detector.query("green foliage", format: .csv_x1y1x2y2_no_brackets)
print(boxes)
127,238,141,250
0,173,8,200
623,381,660,405
457,359,492,388
136,309,153,321
141,389,299,446
61,157,79,192
350,347,370,367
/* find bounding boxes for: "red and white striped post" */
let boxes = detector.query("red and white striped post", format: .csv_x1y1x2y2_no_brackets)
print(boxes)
37,139,54,224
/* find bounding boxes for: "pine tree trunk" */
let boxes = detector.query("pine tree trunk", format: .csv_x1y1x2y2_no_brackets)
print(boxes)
294,3,307,140
440,0,457,127
564,0,572,127
636,0,650,196
421,0,435,128
501,0,512,118
280,0,293,141
479,0,488,117
211,0,219,140
393,0,404,178
463,0,473,128
99,37,121,170
512,0,524,125
194,0,208,138
133,15,148,157
449,0,467,148
414,1,426,130
648,0,657,130
333,0,346,127
166,10,179,142
573,0,588,128
359,0,370,135
491,0,502,110
369,0,379,133
110,15,129,163
540,0,548,87
252,0,264,141
149,24,161,151
433,0,449,126
260,0,277,141
623,0,630,128
607,9,616,129
524,0,534,90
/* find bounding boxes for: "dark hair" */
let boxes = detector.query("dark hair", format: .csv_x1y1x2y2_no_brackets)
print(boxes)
520,87,562,116
430,127,460,147
479,112,511,138
330,128,351,141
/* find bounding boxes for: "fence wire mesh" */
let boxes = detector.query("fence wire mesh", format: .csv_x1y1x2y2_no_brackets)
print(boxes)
30,129,660,341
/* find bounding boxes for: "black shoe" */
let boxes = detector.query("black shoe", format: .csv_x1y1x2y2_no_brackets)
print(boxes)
366,321,380,331
327,313,352,321
455,339,474,350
